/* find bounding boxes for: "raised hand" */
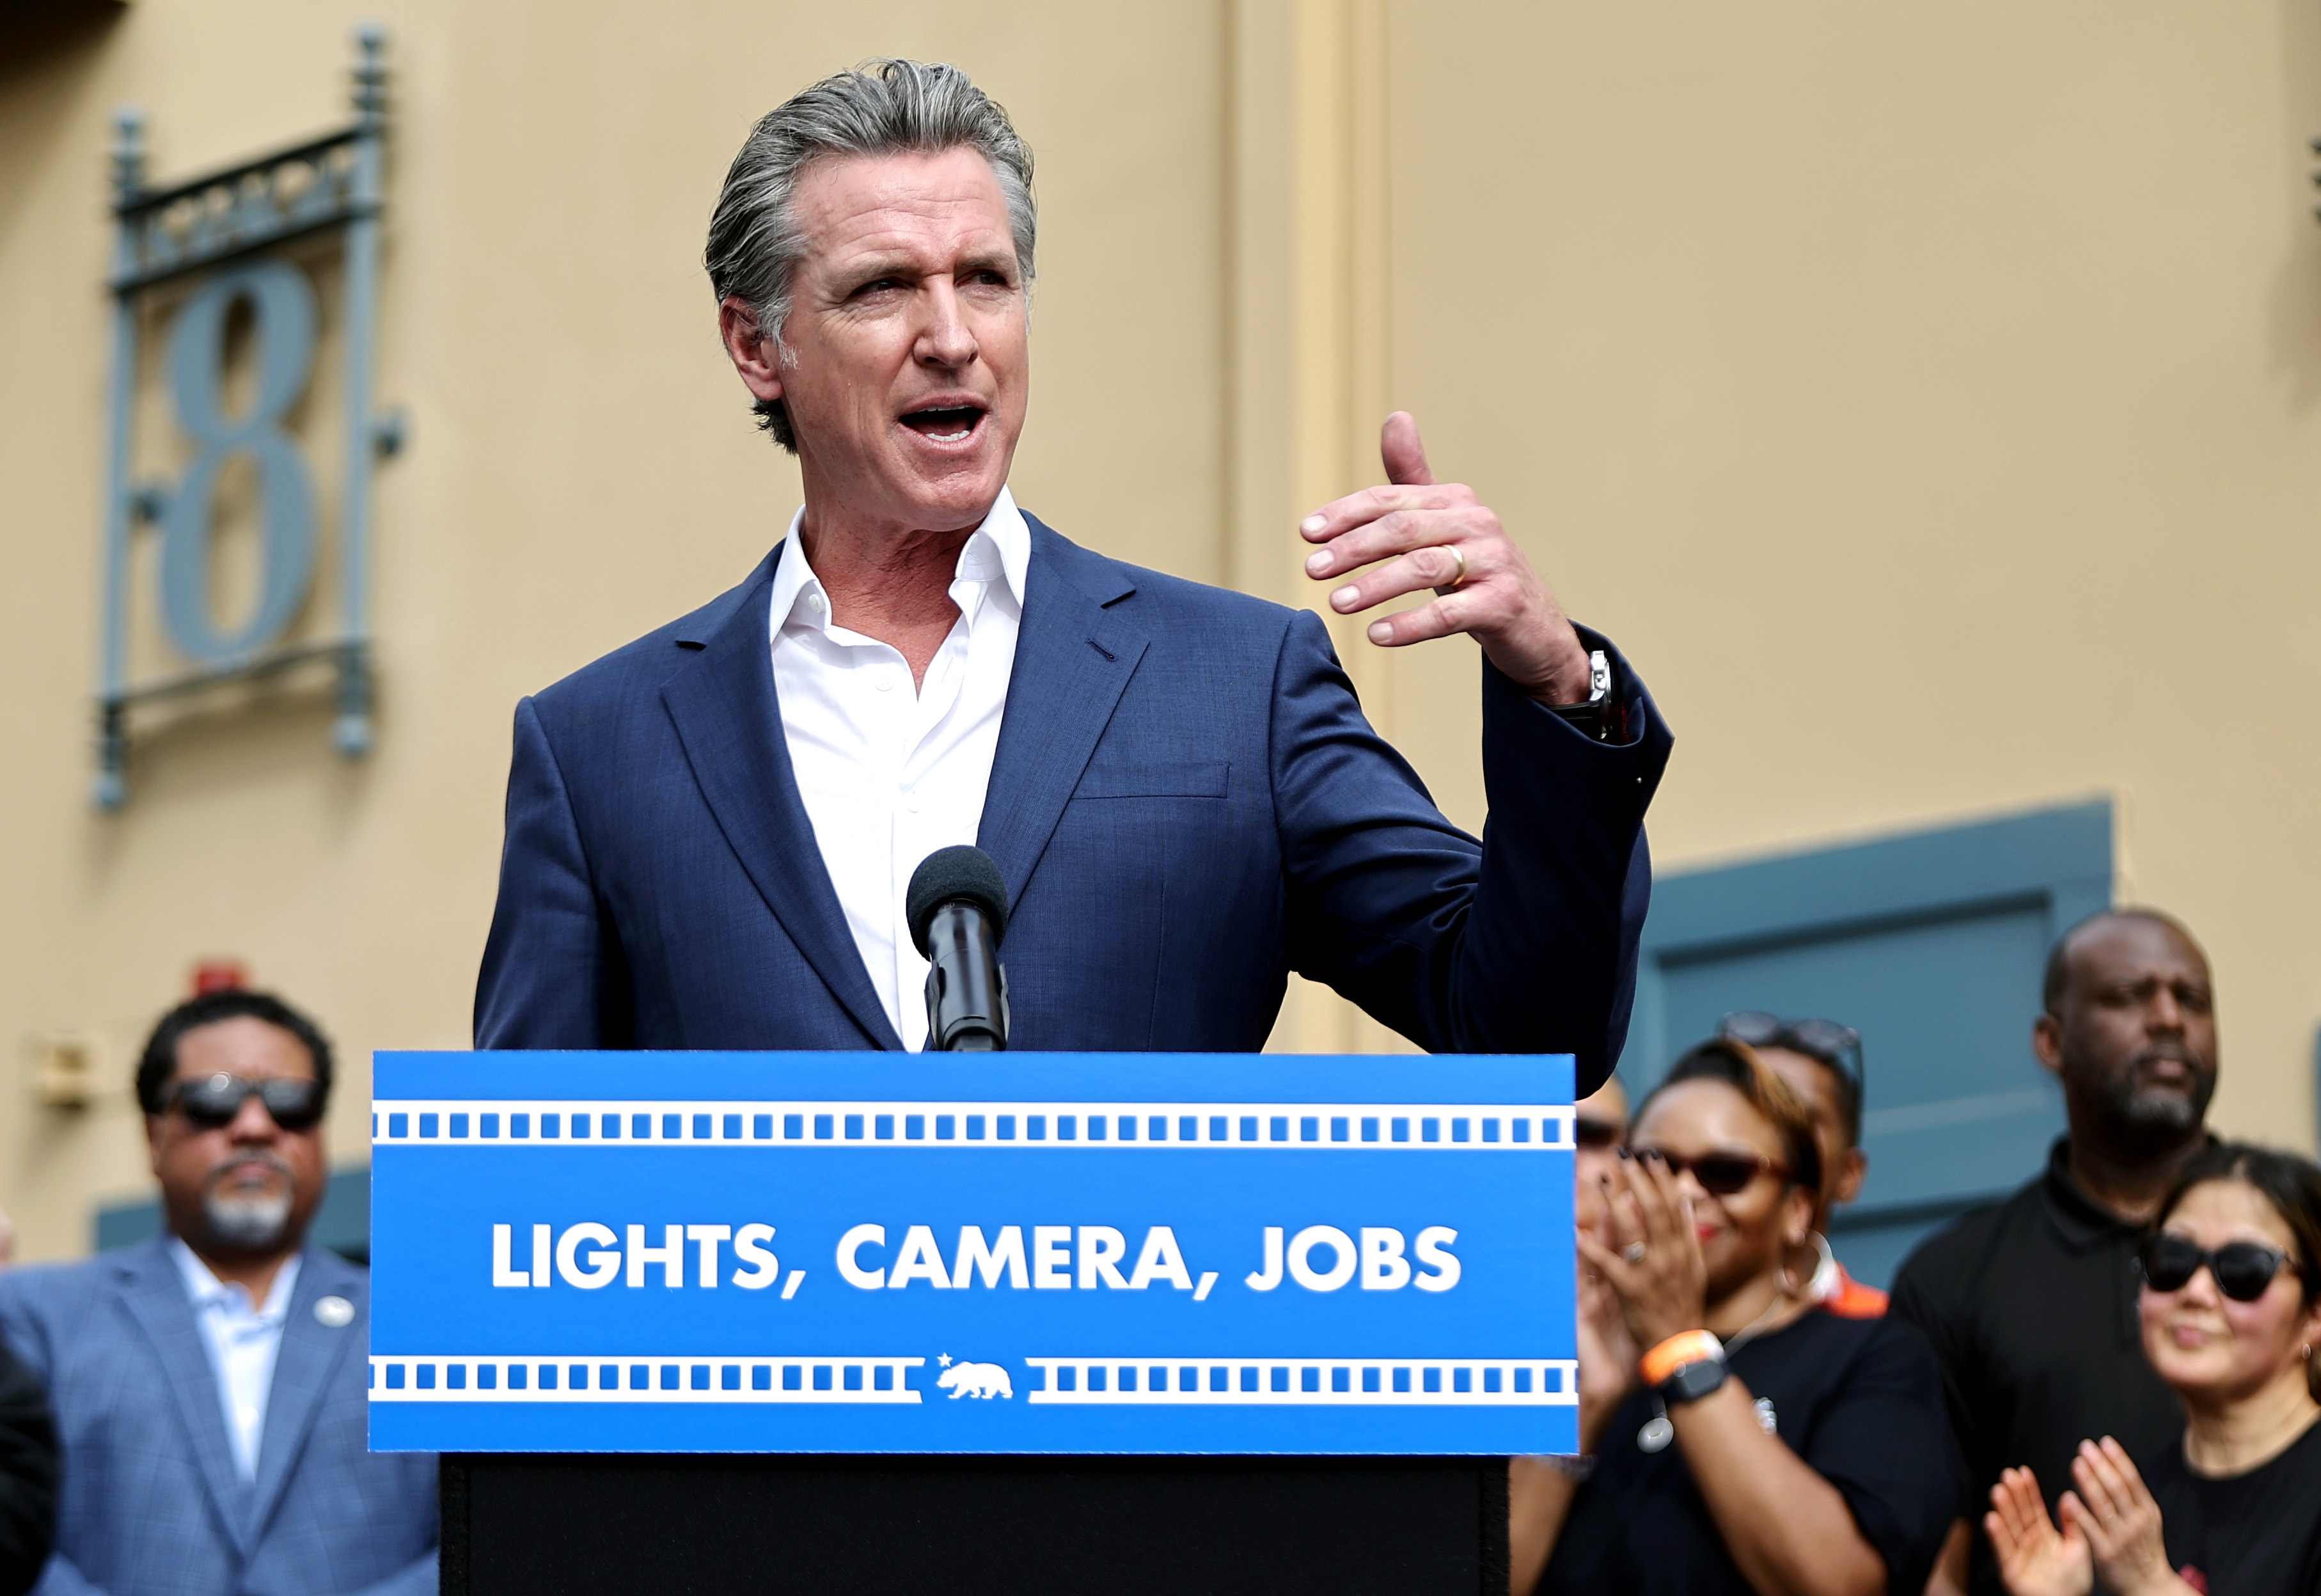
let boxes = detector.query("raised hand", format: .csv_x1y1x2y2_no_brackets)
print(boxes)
1573,1231,1642,1451
1984,1467,2091,1596
1299,412,1595,705
1575,1153,1710,1353
2061,1439,2193,1596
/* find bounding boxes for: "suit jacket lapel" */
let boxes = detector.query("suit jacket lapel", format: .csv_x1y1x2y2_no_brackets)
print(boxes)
115,1238,255,1556
245,1249,358,1541
661,545,903,1049
979,519,1149,908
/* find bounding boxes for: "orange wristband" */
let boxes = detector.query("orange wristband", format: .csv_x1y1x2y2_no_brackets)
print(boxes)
1638,1330,1724,1386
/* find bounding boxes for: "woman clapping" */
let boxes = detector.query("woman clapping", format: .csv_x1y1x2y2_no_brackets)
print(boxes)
1987,1143,2321,1596
1513,1040,1956,1596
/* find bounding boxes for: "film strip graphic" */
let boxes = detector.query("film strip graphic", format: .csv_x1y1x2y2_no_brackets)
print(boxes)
369,1354,924,1404
365,1354,1576,1408
371,1102,1574,1152
1023,1357,1578,1407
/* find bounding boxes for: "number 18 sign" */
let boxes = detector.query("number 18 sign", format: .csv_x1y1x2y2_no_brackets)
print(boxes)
367,1051,1577,1456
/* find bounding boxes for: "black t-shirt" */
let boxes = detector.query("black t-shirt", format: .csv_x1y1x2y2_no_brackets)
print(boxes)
1540,1308,1958,1596
1889,1139,2190,1596
2143,1416,2321,1596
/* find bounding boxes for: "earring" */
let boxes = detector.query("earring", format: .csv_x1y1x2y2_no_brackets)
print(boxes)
1778,1237,1811,1297
1778,1232,1832,1301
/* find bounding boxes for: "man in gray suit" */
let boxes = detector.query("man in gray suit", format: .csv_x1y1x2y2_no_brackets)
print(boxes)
0,990,435,1596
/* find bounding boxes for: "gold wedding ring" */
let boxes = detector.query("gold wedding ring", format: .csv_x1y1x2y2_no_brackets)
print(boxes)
1434,545,1468,595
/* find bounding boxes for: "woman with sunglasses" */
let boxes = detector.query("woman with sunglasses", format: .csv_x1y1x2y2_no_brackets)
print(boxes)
1718,1012,1888,1319
1514,1040,1956,1596
1986,1143,2321,1596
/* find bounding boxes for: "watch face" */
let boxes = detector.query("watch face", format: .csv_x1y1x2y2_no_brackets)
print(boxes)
1662,1357,1728,1405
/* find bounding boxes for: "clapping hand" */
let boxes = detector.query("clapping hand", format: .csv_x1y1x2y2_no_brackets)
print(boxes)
1575,1153,1710,1352
1985,1468,2091,1596
2061,1439,2194,1596
1298,412,1595,706
1985,1445,2193,1596
1573,1217,1642,1451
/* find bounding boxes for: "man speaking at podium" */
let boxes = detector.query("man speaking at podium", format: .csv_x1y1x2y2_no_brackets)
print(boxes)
475,60,1671,1079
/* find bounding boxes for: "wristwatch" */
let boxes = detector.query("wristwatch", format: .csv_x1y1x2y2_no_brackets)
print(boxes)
1546,650,1617,742
1658,1354,1729,1405
1639,1329,1727,1405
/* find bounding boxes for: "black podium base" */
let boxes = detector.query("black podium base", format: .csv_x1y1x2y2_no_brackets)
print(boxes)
442,1453,1510,1595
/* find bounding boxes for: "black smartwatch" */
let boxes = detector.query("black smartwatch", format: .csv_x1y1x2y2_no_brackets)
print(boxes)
1657,1355,1730,1405
1546,650,1617,742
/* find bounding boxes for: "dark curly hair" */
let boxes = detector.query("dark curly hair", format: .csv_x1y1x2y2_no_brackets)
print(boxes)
134,989,333,1116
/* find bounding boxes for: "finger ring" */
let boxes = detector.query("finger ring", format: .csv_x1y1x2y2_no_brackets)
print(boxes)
1621,1242,1647,1264
1434,545,1467,595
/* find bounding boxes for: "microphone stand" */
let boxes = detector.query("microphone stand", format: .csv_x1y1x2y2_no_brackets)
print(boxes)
922,900,1008,1051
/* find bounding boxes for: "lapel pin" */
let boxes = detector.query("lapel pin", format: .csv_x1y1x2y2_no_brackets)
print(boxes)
313,1295,354,1328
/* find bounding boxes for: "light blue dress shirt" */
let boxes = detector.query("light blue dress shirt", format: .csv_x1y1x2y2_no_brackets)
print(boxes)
167,1237,301,1481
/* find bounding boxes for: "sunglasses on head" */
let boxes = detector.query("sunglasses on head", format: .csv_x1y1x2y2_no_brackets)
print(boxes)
1718,1012,1865,1090
1628,1146,1790,1197
165,1073,325,1133
2137,1232,2302,1302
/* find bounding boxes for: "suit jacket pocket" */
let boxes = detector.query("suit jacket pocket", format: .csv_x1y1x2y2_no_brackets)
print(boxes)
1070,760,1231,800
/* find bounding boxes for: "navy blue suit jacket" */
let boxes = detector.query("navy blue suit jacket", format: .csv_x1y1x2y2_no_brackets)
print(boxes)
475,516,1670,1088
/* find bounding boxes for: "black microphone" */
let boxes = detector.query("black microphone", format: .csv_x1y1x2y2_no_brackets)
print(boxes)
906,846,1011,1052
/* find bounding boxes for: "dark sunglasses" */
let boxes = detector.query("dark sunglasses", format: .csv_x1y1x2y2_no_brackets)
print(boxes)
1575,1117,1623,1149
2137,1232,2303,1302
1718,1011,1865,1091
1628,1145,1791,1197
166,1073,326,1132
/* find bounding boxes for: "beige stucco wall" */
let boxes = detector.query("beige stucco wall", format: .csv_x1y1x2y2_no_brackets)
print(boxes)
0,0,2311,1262
1373,3,2321,1147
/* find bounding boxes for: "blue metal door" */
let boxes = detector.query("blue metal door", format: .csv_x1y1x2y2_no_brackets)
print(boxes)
1621,802,2112,1287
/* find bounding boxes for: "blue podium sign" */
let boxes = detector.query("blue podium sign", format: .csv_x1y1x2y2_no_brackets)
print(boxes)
369,1052,1575,1456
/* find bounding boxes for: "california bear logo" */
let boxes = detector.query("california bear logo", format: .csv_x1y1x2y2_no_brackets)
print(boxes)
936,1361,1012,1400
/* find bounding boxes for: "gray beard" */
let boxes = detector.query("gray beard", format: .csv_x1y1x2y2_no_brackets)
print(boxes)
203,1189,293,1251
2112,1087,2203,1139
2083,1054,2213,1153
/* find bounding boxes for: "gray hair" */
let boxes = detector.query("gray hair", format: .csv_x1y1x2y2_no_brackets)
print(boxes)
705,59,1037,452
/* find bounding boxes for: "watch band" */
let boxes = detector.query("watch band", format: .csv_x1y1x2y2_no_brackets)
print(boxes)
1545,650,1617,742
1640,1329,1729,1408
1637,1329,1723,1386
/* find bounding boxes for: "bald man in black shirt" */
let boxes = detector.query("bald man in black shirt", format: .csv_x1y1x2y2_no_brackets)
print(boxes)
1890,909,2217,1596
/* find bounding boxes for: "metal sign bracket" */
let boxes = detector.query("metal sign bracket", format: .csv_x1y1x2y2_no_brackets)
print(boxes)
93,26,395,809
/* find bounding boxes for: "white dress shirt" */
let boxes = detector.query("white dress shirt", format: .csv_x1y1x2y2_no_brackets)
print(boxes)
768,488,1029,1051
169,1237,302,1481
